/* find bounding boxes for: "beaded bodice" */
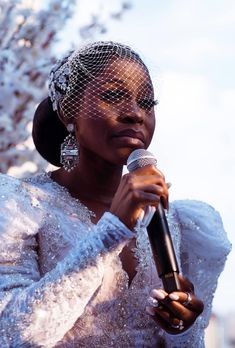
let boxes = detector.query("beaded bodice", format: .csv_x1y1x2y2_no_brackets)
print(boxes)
0,173,231,347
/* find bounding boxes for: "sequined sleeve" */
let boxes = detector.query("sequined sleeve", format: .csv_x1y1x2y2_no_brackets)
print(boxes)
0,175,134,347
164,200,231,347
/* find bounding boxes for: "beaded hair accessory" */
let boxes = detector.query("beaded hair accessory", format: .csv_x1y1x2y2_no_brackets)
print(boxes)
48,41,158,120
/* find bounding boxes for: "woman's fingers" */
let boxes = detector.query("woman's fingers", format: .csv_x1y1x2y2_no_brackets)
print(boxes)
110,165,169,230
151,288,203,316
146,303,190,334
131,184,167,206
147,287,204,332
125,174,169,209
169,291,204,314
132,191,161,207
132,164,165,179
124,172,167,188
178,274,194,292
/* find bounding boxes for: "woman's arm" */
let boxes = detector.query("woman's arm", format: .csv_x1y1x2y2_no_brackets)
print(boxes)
0,176,134,347
164,200,231,347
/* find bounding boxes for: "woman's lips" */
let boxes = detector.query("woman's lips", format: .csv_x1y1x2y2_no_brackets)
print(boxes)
113,130,145,146
114,136,144,147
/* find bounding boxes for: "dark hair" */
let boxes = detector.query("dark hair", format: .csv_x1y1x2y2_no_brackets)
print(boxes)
33,42,149,166
32,97,67,167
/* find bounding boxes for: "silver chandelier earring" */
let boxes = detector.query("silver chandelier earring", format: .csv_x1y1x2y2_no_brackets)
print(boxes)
60,123,79,172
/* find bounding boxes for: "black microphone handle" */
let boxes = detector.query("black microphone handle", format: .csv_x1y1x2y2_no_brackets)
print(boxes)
147,203,181,293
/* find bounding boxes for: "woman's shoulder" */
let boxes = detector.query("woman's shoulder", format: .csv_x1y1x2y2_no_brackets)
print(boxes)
0,172,22,191
23,172,94,225
0,172,49,207
0,173,46,236
0,173,31,206
0,172,62,219
170,199,231,257
171,199,222,228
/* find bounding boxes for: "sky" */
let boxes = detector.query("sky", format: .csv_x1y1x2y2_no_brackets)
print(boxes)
58,0,235,316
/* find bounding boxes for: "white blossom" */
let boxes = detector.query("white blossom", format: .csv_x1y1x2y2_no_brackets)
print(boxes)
0,0,132,176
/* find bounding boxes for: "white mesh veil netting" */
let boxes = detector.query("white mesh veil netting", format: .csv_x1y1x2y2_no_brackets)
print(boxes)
48,41,158,120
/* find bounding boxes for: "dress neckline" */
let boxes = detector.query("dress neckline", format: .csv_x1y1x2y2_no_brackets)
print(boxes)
44,171,141,287
26,171,155,289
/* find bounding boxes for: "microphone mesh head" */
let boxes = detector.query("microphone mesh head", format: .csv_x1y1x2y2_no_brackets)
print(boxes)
127,149,157,172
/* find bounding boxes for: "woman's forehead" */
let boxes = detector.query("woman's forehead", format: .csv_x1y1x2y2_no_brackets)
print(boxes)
103,58,151,80
91,58,153,92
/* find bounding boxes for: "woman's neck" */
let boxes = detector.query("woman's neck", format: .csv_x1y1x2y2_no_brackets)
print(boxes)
51,154,123,205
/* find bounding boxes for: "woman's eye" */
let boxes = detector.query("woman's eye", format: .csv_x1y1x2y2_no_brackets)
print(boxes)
100,89,127,103
138,98,158,111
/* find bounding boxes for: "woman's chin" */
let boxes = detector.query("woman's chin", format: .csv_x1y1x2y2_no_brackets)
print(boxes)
114,146,144,165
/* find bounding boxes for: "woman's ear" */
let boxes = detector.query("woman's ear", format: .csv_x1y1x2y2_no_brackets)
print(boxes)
57,104,77,130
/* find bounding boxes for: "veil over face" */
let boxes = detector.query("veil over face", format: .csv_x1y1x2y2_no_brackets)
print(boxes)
71,57,156,165
48,41,158,122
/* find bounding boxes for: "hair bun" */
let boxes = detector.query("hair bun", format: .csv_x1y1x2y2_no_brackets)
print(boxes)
32,97,68,167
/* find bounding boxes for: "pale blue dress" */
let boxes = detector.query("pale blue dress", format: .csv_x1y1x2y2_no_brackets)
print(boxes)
0,173,231,347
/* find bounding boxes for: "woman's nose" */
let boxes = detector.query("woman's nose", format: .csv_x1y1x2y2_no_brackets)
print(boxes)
118,101,144,124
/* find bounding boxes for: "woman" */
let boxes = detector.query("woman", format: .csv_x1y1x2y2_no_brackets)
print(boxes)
0,41,231,347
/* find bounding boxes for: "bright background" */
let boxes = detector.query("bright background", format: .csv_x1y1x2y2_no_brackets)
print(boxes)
59,0,235,316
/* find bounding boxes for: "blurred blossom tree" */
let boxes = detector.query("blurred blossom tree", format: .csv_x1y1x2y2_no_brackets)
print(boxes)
0,0,132,176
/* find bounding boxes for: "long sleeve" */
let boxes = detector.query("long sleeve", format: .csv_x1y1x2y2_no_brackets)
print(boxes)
0,175,134,347
164,200,232,348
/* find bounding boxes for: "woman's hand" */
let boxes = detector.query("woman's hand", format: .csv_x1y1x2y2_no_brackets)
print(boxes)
110,165,169,230
146,275,204,334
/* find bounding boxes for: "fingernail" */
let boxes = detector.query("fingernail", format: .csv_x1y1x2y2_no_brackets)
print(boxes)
169,293,180,301
147,296,159,307
151,289,166,300
146,306,155,316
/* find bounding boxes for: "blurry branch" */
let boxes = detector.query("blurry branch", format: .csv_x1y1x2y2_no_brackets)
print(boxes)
0,0,132,176
79,1,132,39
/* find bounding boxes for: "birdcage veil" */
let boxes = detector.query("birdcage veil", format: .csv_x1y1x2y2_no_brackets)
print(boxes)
48,41,158,120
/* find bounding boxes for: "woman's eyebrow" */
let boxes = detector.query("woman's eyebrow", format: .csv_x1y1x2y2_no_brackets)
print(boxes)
100,79,154,94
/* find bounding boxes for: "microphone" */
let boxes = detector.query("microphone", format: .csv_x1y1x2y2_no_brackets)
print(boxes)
127,149,181,293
